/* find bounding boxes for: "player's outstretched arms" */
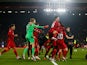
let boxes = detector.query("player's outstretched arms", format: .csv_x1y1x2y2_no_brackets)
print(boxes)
44,25,49,28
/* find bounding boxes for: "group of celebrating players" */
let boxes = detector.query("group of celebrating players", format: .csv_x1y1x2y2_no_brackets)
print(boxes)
44,17,74,61
0,16,74,62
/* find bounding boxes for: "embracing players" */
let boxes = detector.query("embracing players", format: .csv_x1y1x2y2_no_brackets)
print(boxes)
50,16,74,61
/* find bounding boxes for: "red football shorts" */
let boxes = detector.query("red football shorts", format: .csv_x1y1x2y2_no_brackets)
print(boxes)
7,40,16,48
57,40,67,49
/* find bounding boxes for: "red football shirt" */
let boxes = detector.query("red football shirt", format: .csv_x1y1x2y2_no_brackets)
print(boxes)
34,28,42,38
7,28,16,48
57,27,66,40
51,21,60,28
7,28,15,41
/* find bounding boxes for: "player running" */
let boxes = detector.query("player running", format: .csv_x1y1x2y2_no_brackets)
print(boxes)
0,24,21,59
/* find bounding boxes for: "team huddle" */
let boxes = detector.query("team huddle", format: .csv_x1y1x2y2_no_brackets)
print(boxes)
0,16,74,62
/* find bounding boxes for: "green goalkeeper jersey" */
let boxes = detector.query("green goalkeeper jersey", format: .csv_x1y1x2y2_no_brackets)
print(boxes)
25,23,44,40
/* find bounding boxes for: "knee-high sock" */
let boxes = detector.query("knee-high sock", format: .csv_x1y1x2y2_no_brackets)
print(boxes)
32,47,35,56
13,49,18,57
58,51,62,59
23,48,28,55
52,49,57,58
35,48,39,56
63,50,68,58
1,48,10,54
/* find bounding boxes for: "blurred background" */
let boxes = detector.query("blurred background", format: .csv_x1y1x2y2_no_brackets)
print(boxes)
0,0,87,47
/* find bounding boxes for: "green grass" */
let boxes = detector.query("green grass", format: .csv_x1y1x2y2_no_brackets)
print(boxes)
0,48,87,65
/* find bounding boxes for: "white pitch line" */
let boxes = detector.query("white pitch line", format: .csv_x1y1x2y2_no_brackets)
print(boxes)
51,60,58,65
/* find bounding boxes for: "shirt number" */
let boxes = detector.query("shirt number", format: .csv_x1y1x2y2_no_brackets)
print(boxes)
57,33,63,39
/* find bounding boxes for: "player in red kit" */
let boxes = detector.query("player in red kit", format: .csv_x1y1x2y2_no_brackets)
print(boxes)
57,26,74,61
57,26,67,61
0,24,21,59
34,28,42,60
50,16,61,61
44,16,61,60
44,28,56,60
51,16,73,61
51,16,60,28
44,33,51,60
51,30,58,61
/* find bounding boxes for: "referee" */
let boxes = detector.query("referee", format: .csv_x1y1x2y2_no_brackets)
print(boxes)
65,27,74,59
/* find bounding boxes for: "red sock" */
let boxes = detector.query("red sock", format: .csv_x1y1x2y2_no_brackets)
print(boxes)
35,48,39,56
14,49,18,57
63,50,68,58
58,51,62,59
1,48,9,54
1,50,7,54
52,49,57,58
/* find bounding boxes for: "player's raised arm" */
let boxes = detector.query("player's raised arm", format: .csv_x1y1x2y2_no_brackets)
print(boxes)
34,24,49,29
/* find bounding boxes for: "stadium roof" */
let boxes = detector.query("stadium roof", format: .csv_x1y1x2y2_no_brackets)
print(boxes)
0,0,87,3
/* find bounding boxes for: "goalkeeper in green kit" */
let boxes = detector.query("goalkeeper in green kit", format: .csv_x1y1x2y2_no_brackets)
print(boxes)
22,18,49,61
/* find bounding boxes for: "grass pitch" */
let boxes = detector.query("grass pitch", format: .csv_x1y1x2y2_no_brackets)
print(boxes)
0,48,87,65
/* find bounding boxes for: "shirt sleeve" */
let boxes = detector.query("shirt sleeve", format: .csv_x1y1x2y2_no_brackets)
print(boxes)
34,24,44,28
